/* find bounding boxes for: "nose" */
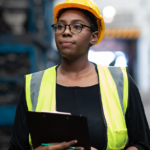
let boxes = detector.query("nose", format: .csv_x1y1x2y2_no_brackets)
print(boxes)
62,25,72,36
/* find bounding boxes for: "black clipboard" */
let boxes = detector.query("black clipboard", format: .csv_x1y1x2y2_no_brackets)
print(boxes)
26,111,91,150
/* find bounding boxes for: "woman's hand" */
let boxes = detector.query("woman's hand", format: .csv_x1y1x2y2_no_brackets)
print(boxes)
91,147,97,150
34,140,84,150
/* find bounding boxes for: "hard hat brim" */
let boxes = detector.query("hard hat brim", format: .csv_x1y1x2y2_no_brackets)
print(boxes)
53,3,105,45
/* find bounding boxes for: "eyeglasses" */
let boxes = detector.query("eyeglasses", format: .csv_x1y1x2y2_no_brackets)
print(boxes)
51,23,93,34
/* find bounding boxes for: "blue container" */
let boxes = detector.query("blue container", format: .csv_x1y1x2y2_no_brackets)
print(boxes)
0,105,16,126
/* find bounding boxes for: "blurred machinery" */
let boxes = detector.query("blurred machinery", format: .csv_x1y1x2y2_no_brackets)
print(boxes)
0,0,60,149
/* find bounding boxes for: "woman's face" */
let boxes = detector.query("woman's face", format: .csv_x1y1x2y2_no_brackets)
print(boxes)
55,9,98,60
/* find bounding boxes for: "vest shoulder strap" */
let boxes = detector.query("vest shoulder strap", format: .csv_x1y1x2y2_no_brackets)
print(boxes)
97,65,128,149
25,65,57,111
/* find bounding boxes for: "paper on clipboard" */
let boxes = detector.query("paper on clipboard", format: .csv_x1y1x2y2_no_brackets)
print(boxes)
41,110,71,115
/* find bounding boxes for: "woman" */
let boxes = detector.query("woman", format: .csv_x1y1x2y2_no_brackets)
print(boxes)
9,0,150,150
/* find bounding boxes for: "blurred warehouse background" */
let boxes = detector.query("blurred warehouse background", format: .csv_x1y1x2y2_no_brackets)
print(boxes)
0,0,150,149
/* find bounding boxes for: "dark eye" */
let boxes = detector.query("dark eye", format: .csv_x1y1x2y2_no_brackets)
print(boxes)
57,24,64,30
73,24,82,30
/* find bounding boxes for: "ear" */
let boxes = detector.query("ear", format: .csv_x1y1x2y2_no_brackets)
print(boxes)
90,31,98,46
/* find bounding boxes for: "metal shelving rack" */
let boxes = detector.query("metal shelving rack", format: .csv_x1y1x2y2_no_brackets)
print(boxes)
0,0,54,149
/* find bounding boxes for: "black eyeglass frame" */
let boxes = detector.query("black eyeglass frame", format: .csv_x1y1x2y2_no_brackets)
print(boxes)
51,23,94,34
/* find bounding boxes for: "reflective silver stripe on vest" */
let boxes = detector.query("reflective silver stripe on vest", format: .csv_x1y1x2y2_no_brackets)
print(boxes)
30,70,45,111
108,67,125,118
108,67,129,144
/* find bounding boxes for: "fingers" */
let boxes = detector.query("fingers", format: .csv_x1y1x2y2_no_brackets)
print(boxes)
67,147,84,150
37,140,84,150
91,147,98,150
46,140,78,150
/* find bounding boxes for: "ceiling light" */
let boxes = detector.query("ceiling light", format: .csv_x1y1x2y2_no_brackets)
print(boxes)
103,6,116,18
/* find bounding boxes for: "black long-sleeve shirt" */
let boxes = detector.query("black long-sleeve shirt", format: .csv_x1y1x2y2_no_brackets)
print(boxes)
9,72,150,150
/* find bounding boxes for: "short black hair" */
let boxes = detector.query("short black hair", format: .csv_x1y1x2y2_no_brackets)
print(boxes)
57,8,98,32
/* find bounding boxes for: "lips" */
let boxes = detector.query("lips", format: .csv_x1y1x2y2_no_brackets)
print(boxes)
60,40,75,46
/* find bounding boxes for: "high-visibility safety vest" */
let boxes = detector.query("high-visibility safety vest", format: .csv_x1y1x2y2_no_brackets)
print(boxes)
25,64,128,150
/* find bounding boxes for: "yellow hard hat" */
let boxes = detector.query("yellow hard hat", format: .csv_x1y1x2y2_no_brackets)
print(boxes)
53,0,105,45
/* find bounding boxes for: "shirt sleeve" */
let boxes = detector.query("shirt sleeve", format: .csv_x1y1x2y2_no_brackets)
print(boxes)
125,75,150,150
8,87,31,150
